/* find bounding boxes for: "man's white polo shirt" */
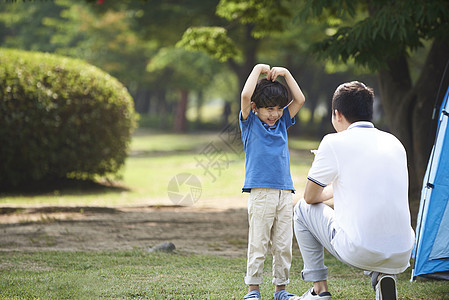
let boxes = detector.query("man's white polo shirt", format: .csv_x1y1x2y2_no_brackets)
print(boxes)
308,121,415,274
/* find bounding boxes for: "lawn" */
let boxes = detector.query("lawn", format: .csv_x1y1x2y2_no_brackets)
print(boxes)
0,128,317,208
0,129,448,299
0,250,447,299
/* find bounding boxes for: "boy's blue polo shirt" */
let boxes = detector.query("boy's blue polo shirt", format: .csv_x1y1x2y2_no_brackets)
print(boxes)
239,108,295,192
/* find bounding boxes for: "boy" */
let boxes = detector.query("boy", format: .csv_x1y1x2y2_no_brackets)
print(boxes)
240,64,305,300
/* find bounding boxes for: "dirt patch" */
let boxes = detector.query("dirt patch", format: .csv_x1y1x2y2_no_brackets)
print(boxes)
0,205,249,257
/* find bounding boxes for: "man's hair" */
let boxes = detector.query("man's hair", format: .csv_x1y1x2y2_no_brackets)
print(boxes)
251,78,290,108
332,81,374,123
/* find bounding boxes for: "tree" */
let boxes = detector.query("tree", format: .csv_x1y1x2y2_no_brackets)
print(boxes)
179,0,449,194
177,0,373,139
0,0,227,131
177,0,299,114
0,1,65,52
0,0,157,115
124,0,225,122
301,0,449,194
255,17,376,137
147,47,224,132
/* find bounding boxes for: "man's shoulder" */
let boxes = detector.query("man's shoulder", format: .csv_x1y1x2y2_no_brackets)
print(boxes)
371,127,403,143
320,132,339,144
341,126,405,153
376,129,406,152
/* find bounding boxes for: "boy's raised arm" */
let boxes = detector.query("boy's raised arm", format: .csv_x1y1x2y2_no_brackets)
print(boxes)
241,64,271,120
270,67,305,118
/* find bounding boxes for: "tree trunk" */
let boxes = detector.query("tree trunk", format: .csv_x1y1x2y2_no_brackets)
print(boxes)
222,101,232,128
133,89,152,114
156,90,169,129
410,40,449,187
228,24,259,100
377,39,449,197
173,89,188,133
195,90,204,125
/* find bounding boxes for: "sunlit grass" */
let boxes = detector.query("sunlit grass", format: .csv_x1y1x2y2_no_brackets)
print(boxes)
0,129,318,207
130,129,217,152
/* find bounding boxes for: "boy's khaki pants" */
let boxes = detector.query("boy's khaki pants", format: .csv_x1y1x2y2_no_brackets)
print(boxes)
245,188,293,286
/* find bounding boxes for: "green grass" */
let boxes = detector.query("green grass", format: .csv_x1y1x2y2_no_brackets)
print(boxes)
0,130,447,299
0,250,447,299
0,129,318,207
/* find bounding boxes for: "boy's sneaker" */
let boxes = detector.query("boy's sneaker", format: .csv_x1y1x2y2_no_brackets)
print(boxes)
375,274,397,300
244,290,261,300
297,288,332,300
273,290,299,300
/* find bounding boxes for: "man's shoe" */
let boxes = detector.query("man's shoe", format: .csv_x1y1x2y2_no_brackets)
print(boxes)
297,288,331,300
274,290,299,300
244,290,261,300
375,274,397,300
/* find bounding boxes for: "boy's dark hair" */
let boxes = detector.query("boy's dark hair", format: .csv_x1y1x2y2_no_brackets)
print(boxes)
332,81,374,123
251,78,290,108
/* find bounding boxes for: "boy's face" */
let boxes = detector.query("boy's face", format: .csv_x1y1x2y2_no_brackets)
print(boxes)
255,105,284,127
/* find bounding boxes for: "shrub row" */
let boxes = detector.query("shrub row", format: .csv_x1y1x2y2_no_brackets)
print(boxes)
0,48,137,188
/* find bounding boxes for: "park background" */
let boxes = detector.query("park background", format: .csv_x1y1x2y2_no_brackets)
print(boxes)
0,0,448,299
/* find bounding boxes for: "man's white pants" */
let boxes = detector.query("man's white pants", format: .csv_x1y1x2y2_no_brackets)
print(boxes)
245,189,293,286
293,198,347,282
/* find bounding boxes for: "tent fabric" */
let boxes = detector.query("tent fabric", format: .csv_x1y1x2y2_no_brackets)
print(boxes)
411,86,449,280
429,199,449,260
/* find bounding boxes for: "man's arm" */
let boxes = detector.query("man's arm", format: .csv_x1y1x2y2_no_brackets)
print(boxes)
241,64,271,120
304,181,333,204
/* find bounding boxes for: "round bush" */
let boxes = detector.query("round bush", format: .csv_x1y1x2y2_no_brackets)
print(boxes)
0,48,137,187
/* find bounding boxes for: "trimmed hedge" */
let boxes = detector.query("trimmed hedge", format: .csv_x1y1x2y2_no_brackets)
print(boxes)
0,48,137,187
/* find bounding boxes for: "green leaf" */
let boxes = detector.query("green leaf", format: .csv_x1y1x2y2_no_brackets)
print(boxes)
176,27,240,62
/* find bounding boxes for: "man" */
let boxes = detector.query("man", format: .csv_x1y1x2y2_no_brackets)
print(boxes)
293,81,415,300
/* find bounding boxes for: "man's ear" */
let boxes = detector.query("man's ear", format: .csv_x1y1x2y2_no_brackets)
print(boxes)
334,109,351,130
334,109,344,122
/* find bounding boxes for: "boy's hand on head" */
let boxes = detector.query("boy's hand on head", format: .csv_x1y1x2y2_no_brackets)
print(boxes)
241,63,273,120
270,67,289,81
255,64,271,80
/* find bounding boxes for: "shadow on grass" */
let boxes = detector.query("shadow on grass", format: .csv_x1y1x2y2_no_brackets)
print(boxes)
0,178,129,197
0,205,121,215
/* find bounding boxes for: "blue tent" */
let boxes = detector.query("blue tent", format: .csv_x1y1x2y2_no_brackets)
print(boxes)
411,85,449,281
